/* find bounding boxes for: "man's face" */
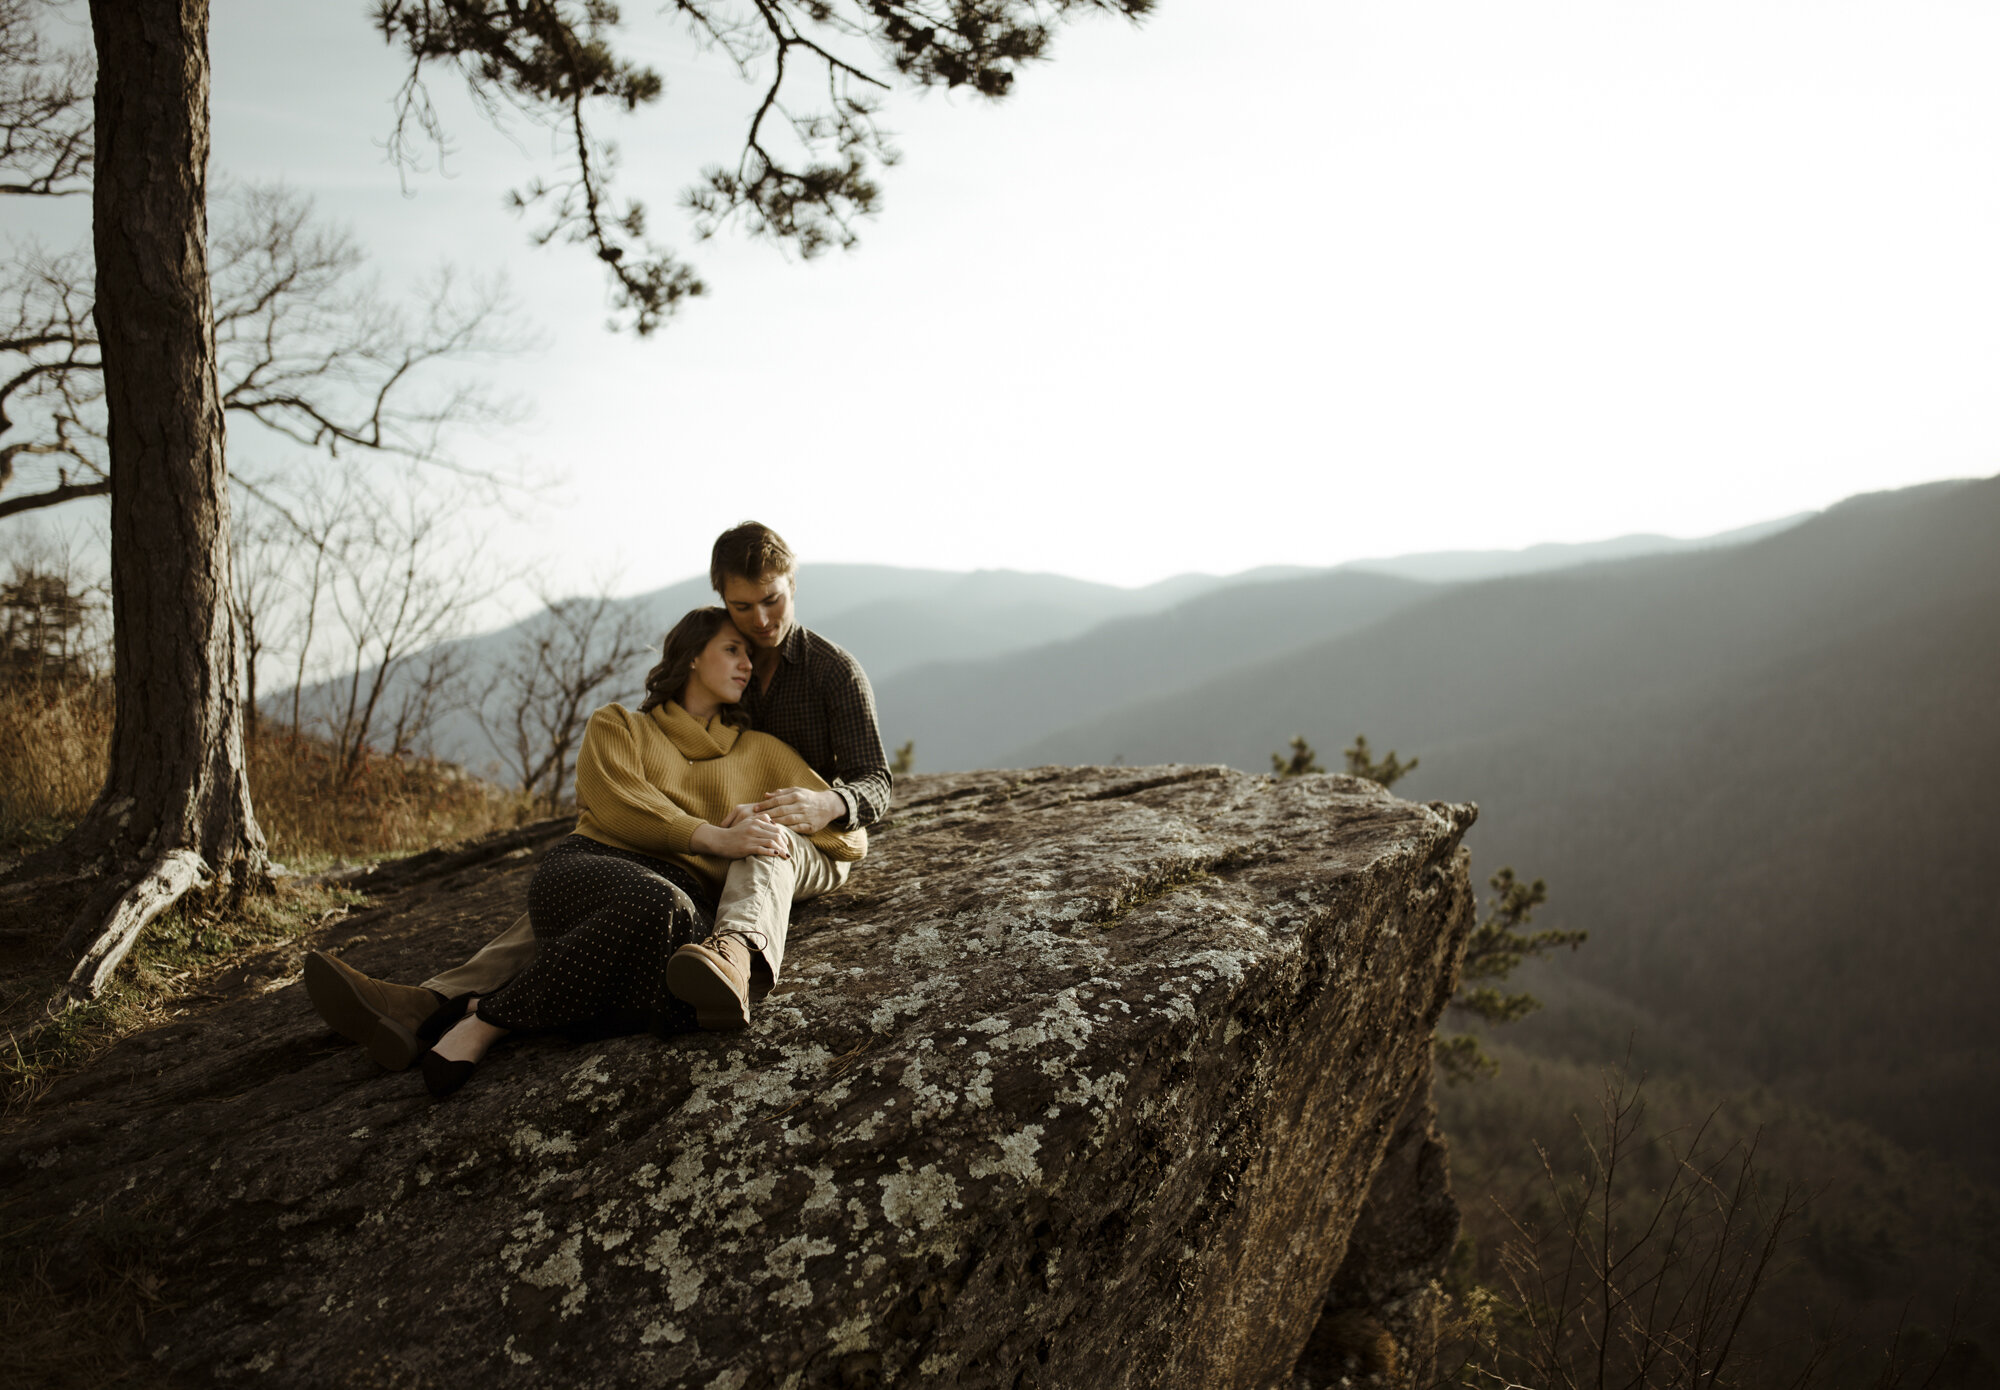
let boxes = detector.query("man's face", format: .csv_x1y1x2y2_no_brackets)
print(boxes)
720,571,796,650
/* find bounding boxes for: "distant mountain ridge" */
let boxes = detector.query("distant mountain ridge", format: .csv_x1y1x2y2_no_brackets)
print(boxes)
1003,479,1982,769
865,514,1814,772
290,513,1809,776
872,569,1436,772
1337,513,1810,583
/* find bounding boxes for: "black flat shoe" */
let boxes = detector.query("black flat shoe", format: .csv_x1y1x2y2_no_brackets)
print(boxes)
416,992,475,1046
418,1048,477,1099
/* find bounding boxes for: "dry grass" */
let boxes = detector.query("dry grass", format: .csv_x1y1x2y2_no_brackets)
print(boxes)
0,672,527,1101
0,674,114,857
248,728,530,871
0,674,530,868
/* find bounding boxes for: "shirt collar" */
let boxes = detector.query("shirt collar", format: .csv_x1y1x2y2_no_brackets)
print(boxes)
776,623,808,665
652,701,740,759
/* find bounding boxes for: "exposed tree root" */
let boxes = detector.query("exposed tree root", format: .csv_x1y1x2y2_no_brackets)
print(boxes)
54,850,211,1006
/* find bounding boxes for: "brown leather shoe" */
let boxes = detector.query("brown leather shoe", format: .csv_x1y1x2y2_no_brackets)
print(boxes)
303,951,441,1071
666,935,754,1031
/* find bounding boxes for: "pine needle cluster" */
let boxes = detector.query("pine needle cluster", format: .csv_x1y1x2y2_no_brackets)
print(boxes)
1439,868,1587,1082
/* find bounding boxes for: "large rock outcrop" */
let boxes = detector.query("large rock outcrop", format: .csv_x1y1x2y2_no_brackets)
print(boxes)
3,766,1475,1388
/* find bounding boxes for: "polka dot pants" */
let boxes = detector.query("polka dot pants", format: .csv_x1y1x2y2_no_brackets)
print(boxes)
478,835,713,1038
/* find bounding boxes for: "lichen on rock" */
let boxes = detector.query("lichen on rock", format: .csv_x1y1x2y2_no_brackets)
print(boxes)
1,766,1476,1388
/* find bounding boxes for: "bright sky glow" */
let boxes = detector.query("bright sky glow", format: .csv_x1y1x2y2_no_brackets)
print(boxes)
18,0,2000,603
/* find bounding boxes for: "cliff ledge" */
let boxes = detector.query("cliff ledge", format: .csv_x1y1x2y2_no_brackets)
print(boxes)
2,765,1475,1389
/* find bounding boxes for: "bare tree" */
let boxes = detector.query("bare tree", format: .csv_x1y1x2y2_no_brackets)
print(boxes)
232,469,489,771
226,484,299,743
220,470,364,747
381,641,466,764
479,587,650,812
1455,1072,1811,1390
316,483,487,786
272,474,359,739
1,180,521,521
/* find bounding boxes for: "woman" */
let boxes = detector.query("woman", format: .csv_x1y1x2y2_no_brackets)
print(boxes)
418,607,867,1097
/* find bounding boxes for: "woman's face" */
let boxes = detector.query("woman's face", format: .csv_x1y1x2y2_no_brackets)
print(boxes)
686,622,755,709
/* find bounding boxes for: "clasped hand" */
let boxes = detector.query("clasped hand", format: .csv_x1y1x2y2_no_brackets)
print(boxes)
690,787,838,859
748,785,842,834
690,809,791,859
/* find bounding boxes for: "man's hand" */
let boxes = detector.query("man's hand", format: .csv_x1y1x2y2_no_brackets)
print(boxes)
689,814,792,860
754,786,844,835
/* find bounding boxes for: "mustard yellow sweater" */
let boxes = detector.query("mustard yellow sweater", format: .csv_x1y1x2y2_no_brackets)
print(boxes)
573,701,866,897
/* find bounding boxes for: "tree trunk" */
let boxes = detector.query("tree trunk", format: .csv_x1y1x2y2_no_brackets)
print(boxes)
51,0,264,998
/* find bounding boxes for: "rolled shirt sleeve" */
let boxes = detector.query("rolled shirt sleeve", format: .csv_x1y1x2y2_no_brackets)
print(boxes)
821,650,892,829
742,628,894,831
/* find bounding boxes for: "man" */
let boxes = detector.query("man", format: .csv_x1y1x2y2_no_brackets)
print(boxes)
303,521,891,1064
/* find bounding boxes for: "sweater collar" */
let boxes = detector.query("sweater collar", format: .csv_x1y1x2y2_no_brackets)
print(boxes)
652,701,740,760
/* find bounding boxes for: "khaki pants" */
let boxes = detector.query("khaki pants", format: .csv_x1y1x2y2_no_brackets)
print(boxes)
422,829,849,999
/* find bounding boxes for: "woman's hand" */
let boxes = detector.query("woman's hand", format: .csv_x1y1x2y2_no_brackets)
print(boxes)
689,813,792,860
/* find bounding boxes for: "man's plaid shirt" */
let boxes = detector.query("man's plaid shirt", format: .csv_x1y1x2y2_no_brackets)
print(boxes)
739,625,892,830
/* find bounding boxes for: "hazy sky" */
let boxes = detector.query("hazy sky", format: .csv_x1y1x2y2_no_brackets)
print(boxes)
19,1,2000,601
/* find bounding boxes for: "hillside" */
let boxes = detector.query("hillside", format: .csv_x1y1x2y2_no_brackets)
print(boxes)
1006,476,2000,1179
874,569,1436,771
803,565,1238,678
866,517,1810,773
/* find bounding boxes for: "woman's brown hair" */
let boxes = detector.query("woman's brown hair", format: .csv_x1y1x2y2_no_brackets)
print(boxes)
638,607,752,727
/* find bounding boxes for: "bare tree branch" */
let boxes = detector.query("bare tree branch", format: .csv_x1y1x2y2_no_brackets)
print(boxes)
0,475,105,519
308,482,490,784
0,243,101,504
212,187,526,465
0,183,527,518
1473,1070,1817,1390
477,584,648,811
0,0,92,198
